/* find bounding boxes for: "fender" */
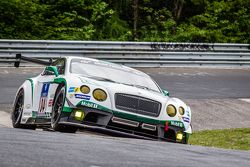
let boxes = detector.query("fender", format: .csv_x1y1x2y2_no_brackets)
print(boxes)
184,124,192,134
184,106,192,134
16,79,34,124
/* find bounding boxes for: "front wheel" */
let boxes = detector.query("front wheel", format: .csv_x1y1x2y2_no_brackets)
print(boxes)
12,89,36,129
182,133,189,144
51,85,77,133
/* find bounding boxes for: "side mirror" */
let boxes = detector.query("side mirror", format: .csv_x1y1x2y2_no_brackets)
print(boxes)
44,66,59,77
162,90,169,96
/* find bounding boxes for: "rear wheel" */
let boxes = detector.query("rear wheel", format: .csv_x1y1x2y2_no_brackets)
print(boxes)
51,85,77,133
12,89,36,129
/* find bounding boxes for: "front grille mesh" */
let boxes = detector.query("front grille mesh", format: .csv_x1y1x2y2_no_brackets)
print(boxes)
115,93,161,117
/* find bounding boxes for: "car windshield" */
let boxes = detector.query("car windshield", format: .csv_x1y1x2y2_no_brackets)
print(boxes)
70,58,161,92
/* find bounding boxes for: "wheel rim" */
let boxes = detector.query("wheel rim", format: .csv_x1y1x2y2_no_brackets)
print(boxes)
13,93,23,124
51,92,64,125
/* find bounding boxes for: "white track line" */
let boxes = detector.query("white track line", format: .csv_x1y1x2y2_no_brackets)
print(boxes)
0,111,12,128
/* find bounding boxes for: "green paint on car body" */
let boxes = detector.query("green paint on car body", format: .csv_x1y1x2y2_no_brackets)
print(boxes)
168,120,184,128
45,66,59,77
62,106,73,113
32,111,36,118
53,78,67,88
53,77,67,98
76,100,112,113
162,89,169,96
32,111,51,118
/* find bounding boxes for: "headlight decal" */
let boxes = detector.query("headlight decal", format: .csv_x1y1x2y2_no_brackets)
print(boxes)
179,106,185,115
93,89,107,102
166,104,177,117
80,85,90,94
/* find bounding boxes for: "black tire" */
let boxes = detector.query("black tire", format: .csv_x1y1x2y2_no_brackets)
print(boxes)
12,89,36,130
51,85,77,133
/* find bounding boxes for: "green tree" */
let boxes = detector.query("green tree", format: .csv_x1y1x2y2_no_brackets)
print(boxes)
0,0,249,43
0,0,45,39
39,0,114,40
173,0,250,42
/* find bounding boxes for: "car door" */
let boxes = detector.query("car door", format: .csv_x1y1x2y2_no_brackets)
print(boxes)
33,58,66,117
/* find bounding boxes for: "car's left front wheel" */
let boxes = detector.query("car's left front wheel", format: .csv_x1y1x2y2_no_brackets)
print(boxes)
51,85,77,133
12,89,36,129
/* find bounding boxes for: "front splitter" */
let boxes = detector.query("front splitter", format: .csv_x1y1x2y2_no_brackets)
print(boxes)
58,121,164,141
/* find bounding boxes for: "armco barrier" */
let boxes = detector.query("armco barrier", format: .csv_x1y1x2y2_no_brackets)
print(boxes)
0,39,249,67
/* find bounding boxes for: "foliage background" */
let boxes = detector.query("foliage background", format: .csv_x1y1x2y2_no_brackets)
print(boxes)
0,0,249,43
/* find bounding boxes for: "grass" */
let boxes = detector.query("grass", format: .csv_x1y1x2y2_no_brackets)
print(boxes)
189,128,250,151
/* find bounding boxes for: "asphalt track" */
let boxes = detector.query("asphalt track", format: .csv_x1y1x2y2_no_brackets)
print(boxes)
0,67,250,167
0,127,250,167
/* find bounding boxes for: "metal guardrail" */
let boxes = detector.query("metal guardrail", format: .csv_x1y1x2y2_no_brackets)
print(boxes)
0,39,249,67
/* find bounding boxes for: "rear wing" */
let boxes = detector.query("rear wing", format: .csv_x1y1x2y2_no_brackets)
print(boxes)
15,54,53,68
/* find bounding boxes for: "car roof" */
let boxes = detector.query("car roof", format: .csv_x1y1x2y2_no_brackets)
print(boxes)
63,56,149,77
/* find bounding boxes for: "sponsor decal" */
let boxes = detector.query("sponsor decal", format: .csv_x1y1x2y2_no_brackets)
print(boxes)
68,87,75,93
77,100,112,113
41,83,50,97
23,112,32,116
80,101,98,109
69,94,74,98
25,104,31,109
75,94,91,100
186,110,190,117
38,83,50,113
182,117,190,123
32,111,51,118
68,87,79,93
38,97,47,114
75,87,80,92
48,99,53,107
169,120,184,128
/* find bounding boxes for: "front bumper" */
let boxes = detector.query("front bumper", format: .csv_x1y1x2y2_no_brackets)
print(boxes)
60,106,188,143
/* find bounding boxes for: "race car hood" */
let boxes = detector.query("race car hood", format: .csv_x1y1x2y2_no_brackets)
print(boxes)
77,75,169,105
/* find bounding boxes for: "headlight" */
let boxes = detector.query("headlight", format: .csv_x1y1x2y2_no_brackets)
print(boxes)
179,106,185,115
80,85,90,94
166,105,176,117
93,89,107,101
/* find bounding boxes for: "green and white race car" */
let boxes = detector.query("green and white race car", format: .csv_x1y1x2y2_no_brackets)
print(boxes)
12,55,192,143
